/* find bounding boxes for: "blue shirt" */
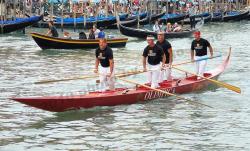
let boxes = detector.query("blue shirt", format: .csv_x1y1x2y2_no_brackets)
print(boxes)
98,31,105,38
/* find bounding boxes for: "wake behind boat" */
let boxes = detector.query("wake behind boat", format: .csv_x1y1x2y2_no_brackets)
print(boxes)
31,32,128,50
11,50,231,112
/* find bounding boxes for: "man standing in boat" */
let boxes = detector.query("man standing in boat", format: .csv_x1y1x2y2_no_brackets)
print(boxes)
191,31,213,79
188,4,196,29
94,39,115,91
46,21,59,38
156,32,173,82
143,35,166,88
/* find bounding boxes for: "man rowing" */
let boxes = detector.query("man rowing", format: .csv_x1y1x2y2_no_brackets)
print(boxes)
94,39,115,91
46,21,58,37
191,31,213,79
156,32,173,82
143,35,166,88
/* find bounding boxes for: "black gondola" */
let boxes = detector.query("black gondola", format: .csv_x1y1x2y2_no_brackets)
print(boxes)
106,18,138,29
31,32,128,50
159,14,187,24
211,13,223,22
179,14,212,24
34,18,117,29
118,20,203,39
139,12,165,25
106,12,165,29
223,10,249,21
126,12,147,20
33,14,128,29
0,15,43,34
211,10,249,22
247,13,250,20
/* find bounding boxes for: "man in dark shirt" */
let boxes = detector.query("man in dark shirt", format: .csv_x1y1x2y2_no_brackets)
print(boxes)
143,35,166,88
191,31,213,79
79,31,87,39
156,32,173,82
94,39,114,91
88,27,95,39
47,21,59,37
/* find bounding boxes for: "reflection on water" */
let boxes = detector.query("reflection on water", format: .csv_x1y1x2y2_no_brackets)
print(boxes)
1,21,250,150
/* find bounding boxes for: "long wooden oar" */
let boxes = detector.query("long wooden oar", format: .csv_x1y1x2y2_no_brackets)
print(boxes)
35,75,99,84
112,55,223,80
96,70,145,83
173,54,222,66
35,70,144,84
117,77,213,108
35,54,221,84
172,66,241,94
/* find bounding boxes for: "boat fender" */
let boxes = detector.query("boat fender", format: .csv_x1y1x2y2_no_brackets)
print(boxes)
175,80,181,86
107,35,115,39
122,89,129,94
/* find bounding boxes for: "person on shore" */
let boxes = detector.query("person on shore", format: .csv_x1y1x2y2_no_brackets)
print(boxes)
94,39,115,91
156,32,173,82
191,31,213,79
99,6,106,17
143,35,166,88
46,21,58,37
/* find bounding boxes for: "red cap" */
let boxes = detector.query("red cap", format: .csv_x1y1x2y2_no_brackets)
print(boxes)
194,31,201,35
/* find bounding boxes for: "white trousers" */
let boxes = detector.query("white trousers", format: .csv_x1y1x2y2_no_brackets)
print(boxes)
147,64,161,88
195,55,207,77
99,66,115,91
159,66,172,83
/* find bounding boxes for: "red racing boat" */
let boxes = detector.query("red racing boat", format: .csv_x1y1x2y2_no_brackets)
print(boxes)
11,51,230,112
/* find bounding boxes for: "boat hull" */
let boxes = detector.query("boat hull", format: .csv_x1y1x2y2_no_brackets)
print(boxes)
34,18,116,29
106,18,138,29
118,20,203,39
31,33,128,50
139,12,165,25
0,15,43,34
211,11,249,22
33,14,129,29
223,11,249,21
179,14,211,24
159,14,187,24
